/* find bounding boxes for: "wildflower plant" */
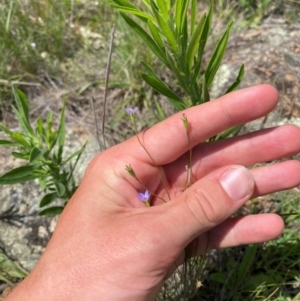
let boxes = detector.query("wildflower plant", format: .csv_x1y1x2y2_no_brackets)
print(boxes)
111,0,244,140
124,106,209,300
0,88,86,216
118,1,246,299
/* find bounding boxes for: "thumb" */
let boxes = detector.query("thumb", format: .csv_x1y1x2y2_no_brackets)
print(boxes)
164,165,255,247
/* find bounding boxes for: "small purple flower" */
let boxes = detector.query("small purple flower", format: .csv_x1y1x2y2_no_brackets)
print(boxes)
125,107,139,115
138,190,151,202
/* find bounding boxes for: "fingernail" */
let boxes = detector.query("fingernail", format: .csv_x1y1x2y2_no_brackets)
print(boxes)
220,166,254,202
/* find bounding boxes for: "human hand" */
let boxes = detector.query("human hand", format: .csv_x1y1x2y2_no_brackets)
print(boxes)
6,85,300,301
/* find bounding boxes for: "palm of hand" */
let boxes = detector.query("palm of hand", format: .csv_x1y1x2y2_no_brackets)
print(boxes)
27,85,300,301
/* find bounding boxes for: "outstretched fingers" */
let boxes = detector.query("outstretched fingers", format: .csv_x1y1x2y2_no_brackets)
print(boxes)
164,124,300,184
119,85,278,166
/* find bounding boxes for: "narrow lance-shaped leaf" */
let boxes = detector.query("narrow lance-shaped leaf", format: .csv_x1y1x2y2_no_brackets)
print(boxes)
13,88,28,120
111,0,139,10
200,75,210,104
54,182,66,198
150,0,178,54
156,0,169,22
165,51,188,93
120,13,169,66
225,64,245,94
148,19,164,50
12,88,34,136
110,4,153,22
0,123,13,136
174,0,189,36
141,62,186,110
192,2,213,80
12,151,29,160
29,146,43,163
57,99,66,159
180,13,188,60
35,117,44,140
214,125,243,141
0,165,40,185
190,0,197,36
237,245,258,284
39,206,64,216
140,0,151,10
11,132,30,147
11,106,34,138
205,21,234,89
186,13,206,70
62,142,87,166
67,143,87,181
39,192,58,207
0,139,19,147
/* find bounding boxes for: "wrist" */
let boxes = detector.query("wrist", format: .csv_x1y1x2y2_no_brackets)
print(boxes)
4,263,160,301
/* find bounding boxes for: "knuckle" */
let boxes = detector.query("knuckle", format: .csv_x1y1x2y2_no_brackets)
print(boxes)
184,187,225,227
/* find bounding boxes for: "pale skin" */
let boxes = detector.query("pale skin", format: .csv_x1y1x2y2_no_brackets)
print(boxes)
5,85,300,301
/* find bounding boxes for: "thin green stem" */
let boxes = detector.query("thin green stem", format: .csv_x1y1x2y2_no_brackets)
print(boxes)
131,116,171,201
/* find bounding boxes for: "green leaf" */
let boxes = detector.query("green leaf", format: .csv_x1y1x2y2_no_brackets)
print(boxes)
120,13,168,66
66,144,87,182
0,139,19,147
62,143,87,166
13,88,29,120
12,88,34,136
155,0,169,21
0,123,13,136
110,0,138,10
237,245,258,284
54,182,66,198
36,117,44,139
150,0,178,53
39,192,58,207
140,0,151,10
57,99,66,159
10,132,30,147
0,165,39,185
148,19,164,49
193,2,213,79
141,62,185,110
12,151,29,160
165,52,188,92
110,4,153,22
215,125,243,140
190,0,197,36
200,75,210,103
39,206,64,216
174,0,189,35
141,74,185,110
186,13,206,70
205,20,233,89
29,147,43,163
225,64,245,94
